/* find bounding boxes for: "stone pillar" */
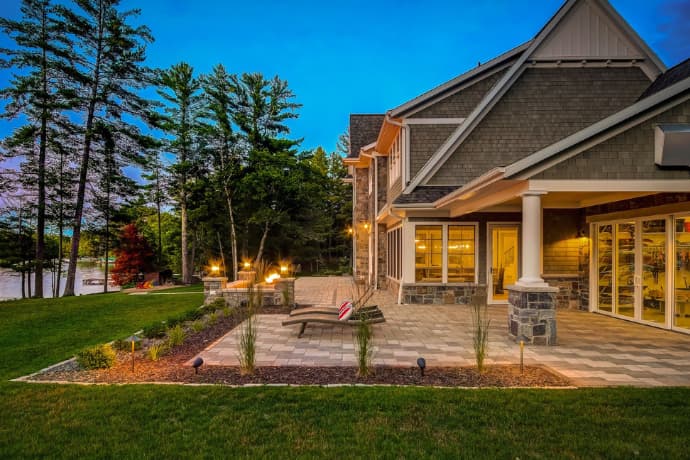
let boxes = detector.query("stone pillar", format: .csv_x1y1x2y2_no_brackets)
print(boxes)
507,285,558,345
274,277,296,307
203,276,227,303
508,191,558,345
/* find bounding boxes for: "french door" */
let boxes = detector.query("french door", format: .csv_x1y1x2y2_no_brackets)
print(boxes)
487,224,519,304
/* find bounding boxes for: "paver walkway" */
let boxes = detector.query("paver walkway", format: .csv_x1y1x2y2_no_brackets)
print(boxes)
196,276,690,387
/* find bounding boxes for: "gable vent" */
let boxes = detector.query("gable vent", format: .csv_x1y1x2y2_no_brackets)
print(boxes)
655,124,690,167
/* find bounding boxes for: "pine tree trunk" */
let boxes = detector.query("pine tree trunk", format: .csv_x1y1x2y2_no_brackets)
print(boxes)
156,193,162,267
224,189,238,281
27,266,32,298
181,197,190,284
64,3,104,296
255,222,270,265
34,7,49,299
21,270,26,299
103,185,110,294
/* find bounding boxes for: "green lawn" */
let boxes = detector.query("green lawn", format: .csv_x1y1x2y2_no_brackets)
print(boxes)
1,288,689,458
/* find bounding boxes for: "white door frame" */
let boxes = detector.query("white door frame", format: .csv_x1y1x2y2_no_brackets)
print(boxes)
487,222,521,305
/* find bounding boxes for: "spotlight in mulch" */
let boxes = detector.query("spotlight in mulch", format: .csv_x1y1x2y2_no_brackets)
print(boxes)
417,357,426,377
192,357,204,374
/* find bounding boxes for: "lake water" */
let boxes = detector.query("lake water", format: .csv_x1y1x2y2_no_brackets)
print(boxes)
0,262,120,300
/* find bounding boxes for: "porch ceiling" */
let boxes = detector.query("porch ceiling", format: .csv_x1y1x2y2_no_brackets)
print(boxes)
430,177,690,218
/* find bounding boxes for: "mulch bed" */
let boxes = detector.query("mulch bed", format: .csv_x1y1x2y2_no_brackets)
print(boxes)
28,304,571,388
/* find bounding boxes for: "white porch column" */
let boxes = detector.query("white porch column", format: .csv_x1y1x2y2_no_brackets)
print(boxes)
517,191,548,287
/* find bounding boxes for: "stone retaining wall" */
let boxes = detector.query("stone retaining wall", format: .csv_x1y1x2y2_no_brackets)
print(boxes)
507,285,558,345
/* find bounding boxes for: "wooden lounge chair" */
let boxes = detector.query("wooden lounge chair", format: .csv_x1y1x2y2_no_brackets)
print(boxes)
282,308,385,338
289,285,376,317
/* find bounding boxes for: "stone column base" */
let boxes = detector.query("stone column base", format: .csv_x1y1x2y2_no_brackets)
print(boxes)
507,284,558,345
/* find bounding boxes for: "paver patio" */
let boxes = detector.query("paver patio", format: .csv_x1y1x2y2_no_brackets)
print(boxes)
195,276,690,387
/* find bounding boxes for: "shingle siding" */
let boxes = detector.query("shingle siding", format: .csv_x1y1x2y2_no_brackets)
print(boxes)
411,69,507,118
349,114,384,158
530,98,690,180
409,124,458,179
428,67,651,185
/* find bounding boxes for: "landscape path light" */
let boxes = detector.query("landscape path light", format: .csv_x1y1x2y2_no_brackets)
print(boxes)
126,335,140,372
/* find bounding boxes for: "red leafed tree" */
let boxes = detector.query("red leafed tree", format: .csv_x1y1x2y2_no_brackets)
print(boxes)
111,223,154,286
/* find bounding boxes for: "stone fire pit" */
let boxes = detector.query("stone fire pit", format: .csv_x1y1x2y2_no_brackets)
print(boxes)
203,270,295,307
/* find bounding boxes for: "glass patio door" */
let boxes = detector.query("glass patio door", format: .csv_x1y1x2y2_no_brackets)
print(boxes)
488,225,519,304
596,218,669,326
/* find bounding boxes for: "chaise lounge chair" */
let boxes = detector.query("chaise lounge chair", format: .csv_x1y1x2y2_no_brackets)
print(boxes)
282,308,386,338
288,285,376,316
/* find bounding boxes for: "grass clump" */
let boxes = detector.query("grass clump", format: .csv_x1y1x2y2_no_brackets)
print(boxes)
355,311,374,377
147,342,168,361
167,324,186,348
191,320,206,333
470,291,490,373
208,312,218,326
76,344,116,370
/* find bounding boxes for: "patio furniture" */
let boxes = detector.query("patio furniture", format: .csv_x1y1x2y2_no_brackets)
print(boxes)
281,308,386,338
288,286,376,317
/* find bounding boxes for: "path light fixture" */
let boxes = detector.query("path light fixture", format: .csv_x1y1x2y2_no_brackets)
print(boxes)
417,357,426,377
211,265,220,276
192,357,204,374
520,340,525,374
126,335,140,372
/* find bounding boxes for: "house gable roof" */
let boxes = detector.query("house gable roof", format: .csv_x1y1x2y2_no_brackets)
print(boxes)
639,58,690,100
348,114,385,159
503,67,690,180
403,0,666,194
389,41,530,119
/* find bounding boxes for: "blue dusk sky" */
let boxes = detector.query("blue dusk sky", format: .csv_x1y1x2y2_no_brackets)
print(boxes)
0,0,689,154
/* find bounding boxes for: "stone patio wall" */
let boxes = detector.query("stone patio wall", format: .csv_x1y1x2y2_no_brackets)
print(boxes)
402,283,487,305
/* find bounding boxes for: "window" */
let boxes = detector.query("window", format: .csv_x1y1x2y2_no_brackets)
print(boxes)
447,226,476,282
388,130,402,186
415,225,443,282
415,223,478,283
387,227,402,280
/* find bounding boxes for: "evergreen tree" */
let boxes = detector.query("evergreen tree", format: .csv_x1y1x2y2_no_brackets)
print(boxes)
0,0,74,297
201,64,242,280
156,62,205,284
57,0,153,296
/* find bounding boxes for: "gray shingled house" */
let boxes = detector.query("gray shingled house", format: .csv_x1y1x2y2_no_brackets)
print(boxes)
344,0,690,343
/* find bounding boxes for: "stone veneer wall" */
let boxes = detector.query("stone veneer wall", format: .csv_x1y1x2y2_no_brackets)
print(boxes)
377,223,387,289
542,274,583,309
353,167,370,283
402,284,487,305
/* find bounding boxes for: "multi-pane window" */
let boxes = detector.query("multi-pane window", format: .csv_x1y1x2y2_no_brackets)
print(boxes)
415,226,443,282
388,130,402,185
415,223,477,283
447,226,476,282
387,227,402,280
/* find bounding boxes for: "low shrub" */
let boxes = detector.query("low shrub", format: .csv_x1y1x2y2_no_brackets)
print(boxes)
167,324,186,347
208,312,218,325
147,342,168,361
112,338,142,352
77,344,116,370
208,297,226,311
143,322,166,339
222,306,231,317
191,320,206,333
